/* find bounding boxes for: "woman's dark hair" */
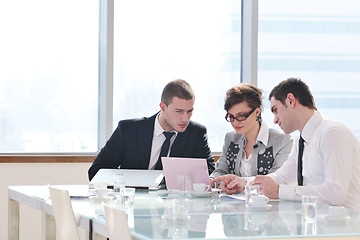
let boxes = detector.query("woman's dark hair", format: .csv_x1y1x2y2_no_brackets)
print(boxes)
225,83,263,113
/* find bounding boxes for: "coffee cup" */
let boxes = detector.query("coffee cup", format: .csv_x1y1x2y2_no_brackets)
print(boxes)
251,195,269,207
94,182,108,199
193,183,210,192
96,188,108,199
329,206,345,219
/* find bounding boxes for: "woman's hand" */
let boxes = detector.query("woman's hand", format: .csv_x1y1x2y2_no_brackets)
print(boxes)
210,174,247,194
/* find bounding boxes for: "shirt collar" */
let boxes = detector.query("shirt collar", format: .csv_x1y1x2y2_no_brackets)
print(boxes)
154,112,178,137
242,121,269,147
301,111,323,142
257,121,269,146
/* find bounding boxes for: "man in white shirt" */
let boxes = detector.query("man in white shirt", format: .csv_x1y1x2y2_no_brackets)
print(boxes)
212,78,360,209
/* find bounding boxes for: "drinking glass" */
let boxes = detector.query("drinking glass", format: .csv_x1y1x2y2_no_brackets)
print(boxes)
178,175,191,194
302,220,317,235
113,173,126,196
120,187,135,209
302,195,317,222
88,183,96,197
244,185,259,206
172,199,190,224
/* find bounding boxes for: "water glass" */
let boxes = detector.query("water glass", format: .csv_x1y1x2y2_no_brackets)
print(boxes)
244,212,259,231
120,187,135,209
171,224,189,239
172,199,190,224
302,220,317,235
88,183,96,197
178,175,191,193
302,195,317,222
113,173,126,195
244,185,259,206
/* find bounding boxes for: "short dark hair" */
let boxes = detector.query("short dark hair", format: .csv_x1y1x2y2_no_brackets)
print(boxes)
224,83,263,112
161,79,194,106
269,78,317,110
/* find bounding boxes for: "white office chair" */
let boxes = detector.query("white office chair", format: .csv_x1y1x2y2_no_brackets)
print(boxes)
103,205,131,240
48,186,80,240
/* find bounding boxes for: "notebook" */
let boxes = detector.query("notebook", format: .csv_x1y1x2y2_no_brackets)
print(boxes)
161,157,211,191
89,169,165,190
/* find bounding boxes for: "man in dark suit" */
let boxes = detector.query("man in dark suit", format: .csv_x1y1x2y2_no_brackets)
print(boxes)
88,79,215,180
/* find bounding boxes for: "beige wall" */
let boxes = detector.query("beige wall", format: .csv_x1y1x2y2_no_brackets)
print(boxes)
2,163,91,240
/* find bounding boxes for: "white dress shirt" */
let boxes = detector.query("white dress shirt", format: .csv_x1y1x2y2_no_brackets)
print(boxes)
239,152,252,177
270,111,360,209
148,113,177,170
240,121,269,177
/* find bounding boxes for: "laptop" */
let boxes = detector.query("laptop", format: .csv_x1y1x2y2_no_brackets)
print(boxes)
90,169,164,190
161,157,211,191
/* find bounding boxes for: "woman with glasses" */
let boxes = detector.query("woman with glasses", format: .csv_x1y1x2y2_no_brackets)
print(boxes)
210,83,293,191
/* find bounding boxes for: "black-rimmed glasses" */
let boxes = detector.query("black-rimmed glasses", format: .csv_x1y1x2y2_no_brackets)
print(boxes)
225,107,257,122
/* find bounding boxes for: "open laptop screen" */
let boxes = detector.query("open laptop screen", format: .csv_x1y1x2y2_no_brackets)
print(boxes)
161,157,211,191
90,169,164,189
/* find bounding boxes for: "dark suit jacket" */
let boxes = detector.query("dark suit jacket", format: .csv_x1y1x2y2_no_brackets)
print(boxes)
88,113,215,180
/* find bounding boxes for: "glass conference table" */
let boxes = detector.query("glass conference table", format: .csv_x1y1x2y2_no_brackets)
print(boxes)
8,185,360,240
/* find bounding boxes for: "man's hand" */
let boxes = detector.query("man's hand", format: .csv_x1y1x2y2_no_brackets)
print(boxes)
251,175,279,199
210,174,247,194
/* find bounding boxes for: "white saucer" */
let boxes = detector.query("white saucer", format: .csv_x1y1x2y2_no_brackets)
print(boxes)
155,190,170,196
161,214,174,221
322,215,351,224
190,191,212,197
89,195,114,203
161,214,191,223
246,204,272,212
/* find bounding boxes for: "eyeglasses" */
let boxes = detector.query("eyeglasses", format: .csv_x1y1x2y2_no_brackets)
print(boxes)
225,107,257,122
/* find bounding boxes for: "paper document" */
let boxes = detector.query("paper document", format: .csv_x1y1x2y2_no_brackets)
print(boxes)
219,193,246,201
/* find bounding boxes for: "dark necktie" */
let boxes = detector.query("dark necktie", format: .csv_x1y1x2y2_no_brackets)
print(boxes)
155,132,175,170
297,136,305,186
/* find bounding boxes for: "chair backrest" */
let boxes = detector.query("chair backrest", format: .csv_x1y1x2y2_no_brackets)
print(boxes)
103,205,131,240
48,186,80,240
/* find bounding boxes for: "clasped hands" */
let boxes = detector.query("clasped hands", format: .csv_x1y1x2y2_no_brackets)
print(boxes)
210,174,280,199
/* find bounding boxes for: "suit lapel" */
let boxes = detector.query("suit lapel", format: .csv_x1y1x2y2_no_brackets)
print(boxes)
137,114,157,169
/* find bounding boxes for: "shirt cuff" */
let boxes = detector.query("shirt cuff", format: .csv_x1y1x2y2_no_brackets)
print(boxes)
279,184,296,200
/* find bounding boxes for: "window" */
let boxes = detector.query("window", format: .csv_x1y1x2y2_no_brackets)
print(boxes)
258,0,360,139
0,0,99,152
113,0,242,151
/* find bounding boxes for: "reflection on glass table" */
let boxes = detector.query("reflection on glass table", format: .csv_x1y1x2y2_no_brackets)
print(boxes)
8,185,360,240
90,189,360,239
